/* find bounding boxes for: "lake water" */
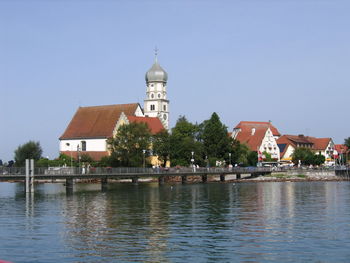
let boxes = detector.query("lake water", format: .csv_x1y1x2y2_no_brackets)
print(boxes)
1,181,350,262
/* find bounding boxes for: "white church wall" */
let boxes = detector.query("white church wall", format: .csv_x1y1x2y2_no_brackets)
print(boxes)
60,139,107,152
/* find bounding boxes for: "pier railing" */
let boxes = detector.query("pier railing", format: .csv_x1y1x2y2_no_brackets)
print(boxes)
0,166,272,176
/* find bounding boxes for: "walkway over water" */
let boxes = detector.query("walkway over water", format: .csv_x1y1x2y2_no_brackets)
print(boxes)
0,166,272,193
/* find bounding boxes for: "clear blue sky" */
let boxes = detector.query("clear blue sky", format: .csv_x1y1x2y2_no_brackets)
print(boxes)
1,0,349,162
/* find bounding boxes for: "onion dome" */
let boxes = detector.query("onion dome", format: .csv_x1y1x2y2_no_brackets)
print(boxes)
145,60,168,83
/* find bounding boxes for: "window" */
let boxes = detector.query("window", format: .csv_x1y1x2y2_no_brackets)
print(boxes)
150,105,155,111
158,93,161,98
163,114,167,120
163,105,166,111
81,141,86,151
151,93,154,99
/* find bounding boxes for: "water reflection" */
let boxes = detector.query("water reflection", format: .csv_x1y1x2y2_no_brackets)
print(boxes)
1,181,350,262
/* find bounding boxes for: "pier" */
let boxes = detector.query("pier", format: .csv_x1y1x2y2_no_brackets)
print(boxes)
0,163,272,193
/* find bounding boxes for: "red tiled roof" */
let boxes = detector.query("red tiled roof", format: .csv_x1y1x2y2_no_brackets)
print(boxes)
277,135,331,151
335,144,348,153
233,121,280,151
60,151,109,161
234,121,281,136
60,103,140,139
277,135,312,147
235,128,267,151
308,137,331,150
127,116,165,134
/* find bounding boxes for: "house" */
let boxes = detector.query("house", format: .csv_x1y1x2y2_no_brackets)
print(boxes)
231,121,281,161
59,54,169,161
277,134,335,164
334,144,348,164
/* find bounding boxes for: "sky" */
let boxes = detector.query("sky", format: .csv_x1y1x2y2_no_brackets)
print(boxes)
1,0,349,162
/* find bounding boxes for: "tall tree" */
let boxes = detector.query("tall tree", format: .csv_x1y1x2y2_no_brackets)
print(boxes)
14,141,43,166
169,116,203,166
107,122,151,167
200,112,231,160
152,129,170,167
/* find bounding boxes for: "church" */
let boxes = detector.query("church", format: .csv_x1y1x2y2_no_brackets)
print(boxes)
59,54,169,161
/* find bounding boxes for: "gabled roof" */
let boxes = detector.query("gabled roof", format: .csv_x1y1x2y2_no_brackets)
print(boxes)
308,137,331,150
127,116,165,134
277,135,312,147
235,128,267,151
234,121,281,137
277,135,332,151
60,103,140,140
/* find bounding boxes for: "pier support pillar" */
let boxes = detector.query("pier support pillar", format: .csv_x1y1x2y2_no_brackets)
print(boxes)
132,177,138,184
236,174,241,179
158,176,165,185
220,174,225,182
66,178,74,193
101,178,108,191
201,174,207,183
181,175,187,184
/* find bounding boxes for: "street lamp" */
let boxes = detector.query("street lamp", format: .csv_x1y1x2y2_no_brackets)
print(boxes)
66,143,73,168
77,145,81,173
229,153,231,165
191,151,194,171
142,149,146,168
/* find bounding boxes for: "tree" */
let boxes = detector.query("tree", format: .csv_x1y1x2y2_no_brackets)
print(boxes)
107,122,152,167
14,141,43,166
262,151,274,162
152,129,170,167
199,112,231,161
344,137,350,149
292,147,325,166
169,116,204,166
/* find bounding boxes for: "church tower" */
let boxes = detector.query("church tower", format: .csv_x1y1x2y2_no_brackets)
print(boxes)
144,49,169,129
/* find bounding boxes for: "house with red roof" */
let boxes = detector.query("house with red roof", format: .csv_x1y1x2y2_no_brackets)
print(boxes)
59,55,169,161
277,134,335,164
231,121,281,161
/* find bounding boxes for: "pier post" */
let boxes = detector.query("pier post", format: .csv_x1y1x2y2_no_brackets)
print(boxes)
30,159,34,193
220,174,225,182
66,178,74,193
101,177,108,191
25,159,29,193
236,174,241,179
201,174,207,183
158,176,165,185
132,176,138,184
181,175,187,184
25,159,34,193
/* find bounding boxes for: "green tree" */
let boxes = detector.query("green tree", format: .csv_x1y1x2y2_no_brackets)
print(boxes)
107,122,151,167
199,112,231,161
152,129,170,167
169,116,203,166
292,147,325,166
344,137,350,149
262,151,274,162
14,141,43,166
